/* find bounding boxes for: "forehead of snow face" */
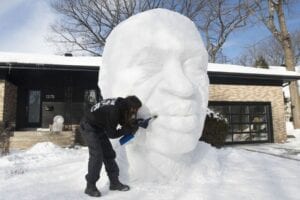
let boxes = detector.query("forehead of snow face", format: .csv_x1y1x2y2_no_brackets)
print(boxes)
100,8,207,97
100,9,209,155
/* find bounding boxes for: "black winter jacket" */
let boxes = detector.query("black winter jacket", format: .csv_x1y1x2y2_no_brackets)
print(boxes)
83,98,134,139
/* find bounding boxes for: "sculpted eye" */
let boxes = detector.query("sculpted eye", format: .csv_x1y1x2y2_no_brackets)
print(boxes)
138,62,162,74
183,57,206,85
183,58,204,75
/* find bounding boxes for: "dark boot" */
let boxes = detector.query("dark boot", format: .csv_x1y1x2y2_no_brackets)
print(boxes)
109,177,130,191
84,182,101,197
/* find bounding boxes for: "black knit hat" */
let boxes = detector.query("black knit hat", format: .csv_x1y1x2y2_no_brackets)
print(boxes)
115,96,141,126
115,97,129,112
125,95,142,109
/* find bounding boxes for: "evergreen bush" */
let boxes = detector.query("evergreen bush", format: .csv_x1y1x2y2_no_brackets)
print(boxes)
254,56,269,68
200,110,229,148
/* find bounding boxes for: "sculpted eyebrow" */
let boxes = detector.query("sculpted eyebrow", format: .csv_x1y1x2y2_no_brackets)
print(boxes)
133,50,162,64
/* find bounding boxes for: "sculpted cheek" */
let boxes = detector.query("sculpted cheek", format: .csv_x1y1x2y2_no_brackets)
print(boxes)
145,125,200,154
153,115,201,133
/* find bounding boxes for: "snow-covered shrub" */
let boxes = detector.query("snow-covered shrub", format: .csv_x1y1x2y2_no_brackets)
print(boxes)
200,109,229,148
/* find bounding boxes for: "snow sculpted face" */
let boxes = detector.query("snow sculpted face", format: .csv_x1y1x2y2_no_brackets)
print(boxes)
99,9,209,155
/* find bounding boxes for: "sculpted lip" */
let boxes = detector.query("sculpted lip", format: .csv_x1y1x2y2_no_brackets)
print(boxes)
152,114,201,133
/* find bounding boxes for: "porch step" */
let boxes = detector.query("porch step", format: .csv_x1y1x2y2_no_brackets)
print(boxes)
9,131,75,150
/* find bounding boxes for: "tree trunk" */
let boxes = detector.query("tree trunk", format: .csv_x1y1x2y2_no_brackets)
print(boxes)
284,38,300,128
289,81,300,128
276,0,300,128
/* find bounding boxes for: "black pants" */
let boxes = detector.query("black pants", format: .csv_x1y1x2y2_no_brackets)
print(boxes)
80,120,119,184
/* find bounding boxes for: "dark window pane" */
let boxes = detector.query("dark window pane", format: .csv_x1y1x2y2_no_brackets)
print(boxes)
43,88,64,102
84,90,97,104
251,123,267,132
231,115,249,123
232,124,250,132
228,124,232,131
231,115,239,123
251,115,267,123
231,105,249,114
241,124,250,132
72,88,84,102
233,133,251,142
232,124,239,132
250,105,266,115
251,133,268,141
225,134,233,142
28,90,41,123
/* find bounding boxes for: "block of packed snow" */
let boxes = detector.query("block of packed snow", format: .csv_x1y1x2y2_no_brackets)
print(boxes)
99,8,209,181
51,115,64,132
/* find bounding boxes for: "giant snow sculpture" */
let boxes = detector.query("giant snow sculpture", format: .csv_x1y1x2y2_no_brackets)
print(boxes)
99,8,209,181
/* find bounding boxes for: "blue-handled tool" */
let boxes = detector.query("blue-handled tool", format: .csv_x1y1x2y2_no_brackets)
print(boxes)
119,115,158,145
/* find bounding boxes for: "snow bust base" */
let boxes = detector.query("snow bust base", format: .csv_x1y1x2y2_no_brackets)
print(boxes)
99,8,209,181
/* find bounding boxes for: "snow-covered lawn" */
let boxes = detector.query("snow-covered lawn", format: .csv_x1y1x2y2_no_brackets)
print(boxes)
0,129,299,200
236,128,300,161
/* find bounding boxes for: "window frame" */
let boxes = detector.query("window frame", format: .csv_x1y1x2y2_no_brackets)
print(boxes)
209,101,274,144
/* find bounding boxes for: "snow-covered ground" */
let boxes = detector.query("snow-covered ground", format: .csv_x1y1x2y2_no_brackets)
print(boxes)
236,122,300,161
0,126,299,200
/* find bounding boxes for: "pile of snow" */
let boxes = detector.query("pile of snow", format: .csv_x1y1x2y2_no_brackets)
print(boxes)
25,142,62,154
0,142,86,181
1,141,300,200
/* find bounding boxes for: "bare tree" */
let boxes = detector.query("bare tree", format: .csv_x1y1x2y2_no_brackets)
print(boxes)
51,0,138,55
50,0,254,61
50,0,206,55
236,31,300,66
294,30,300,65
249,0,300,128
198,0,256,63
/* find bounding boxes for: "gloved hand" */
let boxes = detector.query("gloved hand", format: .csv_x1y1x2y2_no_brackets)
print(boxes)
136,116,157,129
129,122,139,135
137,118,150,129
123,119,139,135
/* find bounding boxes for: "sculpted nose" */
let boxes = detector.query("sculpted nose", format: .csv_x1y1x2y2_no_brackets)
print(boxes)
162,60,194,97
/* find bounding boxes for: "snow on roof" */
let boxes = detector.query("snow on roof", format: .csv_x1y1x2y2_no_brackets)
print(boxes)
0,52,299,78
208,63,300,78
0,52,101,67
296,66,300,73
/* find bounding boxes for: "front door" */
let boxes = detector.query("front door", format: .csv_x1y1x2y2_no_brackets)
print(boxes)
26,90,41,127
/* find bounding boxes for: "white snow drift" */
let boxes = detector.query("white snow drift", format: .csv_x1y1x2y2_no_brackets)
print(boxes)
1,140,300,200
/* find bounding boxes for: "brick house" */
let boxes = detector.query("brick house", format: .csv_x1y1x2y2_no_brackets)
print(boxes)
0,52,299,148
0,53,101,149
208,63,300,144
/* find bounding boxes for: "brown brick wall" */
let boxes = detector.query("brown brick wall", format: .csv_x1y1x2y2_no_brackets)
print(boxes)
209,84,286,143
3,81,18,126
0,80,5,122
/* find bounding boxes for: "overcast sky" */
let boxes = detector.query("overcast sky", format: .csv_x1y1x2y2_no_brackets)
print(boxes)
0,0,56,54
0,0,299,61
